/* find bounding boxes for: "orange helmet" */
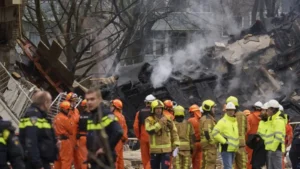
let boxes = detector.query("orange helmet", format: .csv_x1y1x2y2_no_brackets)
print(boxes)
243,110,251,116
189,104,200,112
60,101,71,112
111,99,123,109
66,92,78,101
164,100,173,108
81,99,87,107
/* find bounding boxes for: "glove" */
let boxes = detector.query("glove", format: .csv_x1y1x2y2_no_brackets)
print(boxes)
166,120,173,129
172,147,179,157
221,139,229,152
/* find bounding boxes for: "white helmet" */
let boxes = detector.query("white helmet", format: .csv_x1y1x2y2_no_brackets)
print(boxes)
279,105,284,111
200,106,203,113
226,102,236,110
262,102,269,110
268,99,280,108
145,94,156,102
254,101,263,108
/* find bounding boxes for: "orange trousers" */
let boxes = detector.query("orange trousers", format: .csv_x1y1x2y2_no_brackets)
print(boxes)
246,146,252,169
115,141,124,169
54,140,74,169
140,140,151,169
192,143,202,169
282,155,285,169
73,136,88,169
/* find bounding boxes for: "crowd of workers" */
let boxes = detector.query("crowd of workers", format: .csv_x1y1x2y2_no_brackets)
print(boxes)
0,87,300,169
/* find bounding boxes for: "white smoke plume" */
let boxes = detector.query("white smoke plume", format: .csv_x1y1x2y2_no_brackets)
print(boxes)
150,0,241,88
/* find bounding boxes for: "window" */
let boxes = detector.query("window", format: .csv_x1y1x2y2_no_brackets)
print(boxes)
170,32,187,52
154,40,166,57
78,28,92,53
29,32,41,46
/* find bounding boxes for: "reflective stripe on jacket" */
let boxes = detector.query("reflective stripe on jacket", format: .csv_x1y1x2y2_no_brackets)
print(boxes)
174,119,194,151
212,114,239,152
257,120,269,141
145,115,180,153
200,114,217,149
87,115,118,130
265,111,286,152
235,111,248,147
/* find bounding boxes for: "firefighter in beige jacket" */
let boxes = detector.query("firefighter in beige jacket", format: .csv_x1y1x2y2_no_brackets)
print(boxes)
145,100,180,169
172,105,195,169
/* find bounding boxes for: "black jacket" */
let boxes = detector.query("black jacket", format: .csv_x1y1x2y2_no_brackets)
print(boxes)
246,134,267,168
86,103,123,164
0,120,25,169
19,104,58,168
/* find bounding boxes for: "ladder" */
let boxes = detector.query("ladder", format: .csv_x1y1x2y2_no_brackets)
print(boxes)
0,62,36,129
48,92,82,119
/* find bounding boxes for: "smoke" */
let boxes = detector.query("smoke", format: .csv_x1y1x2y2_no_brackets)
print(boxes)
150,0,241,88
150,0,299,107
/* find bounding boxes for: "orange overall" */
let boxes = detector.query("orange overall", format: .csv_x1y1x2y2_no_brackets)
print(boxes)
114,110,128,169
133,108,151,169
53,112,74,169
282,123,293,169
69,108,81,169
246,111,261,169
74,110,89,169
164,110,175,120
188,110,202,169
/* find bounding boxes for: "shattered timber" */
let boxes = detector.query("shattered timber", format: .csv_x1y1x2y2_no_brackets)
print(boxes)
13,9,300,134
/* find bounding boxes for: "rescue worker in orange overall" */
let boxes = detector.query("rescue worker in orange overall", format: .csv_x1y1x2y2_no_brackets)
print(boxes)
246,101,263,169
133,94,156,169
279,105,293,169
75,99,89,169
188,104,202,169
111,99,128,169
54,101,74,169
65,92,81,169
163,100,175,120
226,96,248,169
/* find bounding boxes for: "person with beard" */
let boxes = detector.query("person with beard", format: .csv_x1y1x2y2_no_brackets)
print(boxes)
247,102,269,169
85,88,123,169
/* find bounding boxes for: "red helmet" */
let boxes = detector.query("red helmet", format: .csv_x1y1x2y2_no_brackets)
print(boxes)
60,101,71,112
111,99,123,109
81,99,87,107
66,92,78,101
164,100,173,108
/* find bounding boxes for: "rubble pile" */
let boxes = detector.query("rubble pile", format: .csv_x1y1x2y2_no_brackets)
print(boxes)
110,12,300,133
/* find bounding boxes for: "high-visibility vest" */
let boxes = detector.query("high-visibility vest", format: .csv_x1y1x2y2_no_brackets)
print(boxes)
212,114,239,152
87,115,118,131
257,120,269,141
265,111,286,152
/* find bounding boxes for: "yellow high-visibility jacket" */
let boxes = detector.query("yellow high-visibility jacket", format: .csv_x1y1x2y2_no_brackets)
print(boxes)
265,111,286,152
145,115,180,153
212,114,239,152
257,120,269,141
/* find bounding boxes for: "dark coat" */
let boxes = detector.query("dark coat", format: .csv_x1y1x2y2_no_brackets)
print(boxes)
246,134,267,168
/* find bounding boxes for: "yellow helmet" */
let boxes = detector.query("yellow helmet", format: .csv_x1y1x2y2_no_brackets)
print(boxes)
151,100,164,113
202,100,215,112
174,105,185,116
226,96,239,106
